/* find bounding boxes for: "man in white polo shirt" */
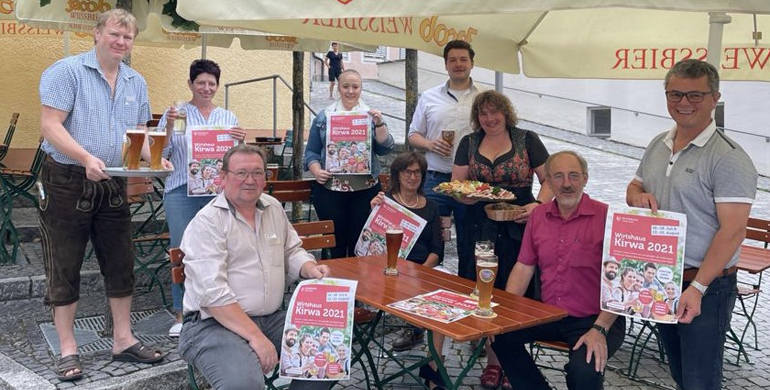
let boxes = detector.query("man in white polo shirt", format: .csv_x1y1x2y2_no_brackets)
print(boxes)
627,59,758,390
405,40,484,352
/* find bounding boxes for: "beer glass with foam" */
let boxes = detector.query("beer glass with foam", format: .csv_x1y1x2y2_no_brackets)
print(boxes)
475,253,498,318
471,240,495,298
384,229,403,275
147,128,167,170
124,128,146,170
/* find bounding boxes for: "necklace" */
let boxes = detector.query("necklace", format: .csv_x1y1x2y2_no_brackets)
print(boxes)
396,193,419,208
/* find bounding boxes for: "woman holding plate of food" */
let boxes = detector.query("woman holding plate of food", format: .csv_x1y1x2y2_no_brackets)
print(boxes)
451,91,552,388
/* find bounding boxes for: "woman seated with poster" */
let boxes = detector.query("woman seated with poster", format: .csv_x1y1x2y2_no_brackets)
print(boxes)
156,59,247,337
304,69,395,259
369,152,445,384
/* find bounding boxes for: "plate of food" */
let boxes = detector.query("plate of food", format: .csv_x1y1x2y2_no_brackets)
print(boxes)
103,167,173,178
433,180,516,201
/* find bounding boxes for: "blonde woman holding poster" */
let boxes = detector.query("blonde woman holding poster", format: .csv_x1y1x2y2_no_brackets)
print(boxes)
304,69,394,259
157,59,246,337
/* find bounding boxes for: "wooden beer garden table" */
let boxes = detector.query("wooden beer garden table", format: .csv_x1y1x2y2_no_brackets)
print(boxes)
320,256,567,390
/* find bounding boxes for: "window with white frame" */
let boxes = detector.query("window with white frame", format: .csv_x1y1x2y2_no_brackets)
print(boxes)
363,46,387,62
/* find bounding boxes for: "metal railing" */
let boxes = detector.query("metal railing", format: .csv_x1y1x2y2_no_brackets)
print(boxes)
420,68,769,143
223,74,316,138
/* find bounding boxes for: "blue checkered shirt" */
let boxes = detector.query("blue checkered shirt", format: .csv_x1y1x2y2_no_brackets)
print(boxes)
39,48,151,167
158,104,238,193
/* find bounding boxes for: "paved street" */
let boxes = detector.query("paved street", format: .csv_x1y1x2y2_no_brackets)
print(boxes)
0,80,767,389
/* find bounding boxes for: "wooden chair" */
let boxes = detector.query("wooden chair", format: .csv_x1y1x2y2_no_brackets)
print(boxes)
730,217,770,361
265,179,314,222
168,219,335,390
0,113,19,167
0,136,46,207
293,220,336,251
126,176,170,306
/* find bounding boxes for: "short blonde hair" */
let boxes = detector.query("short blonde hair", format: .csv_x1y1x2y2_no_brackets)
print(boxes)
96,8,138,36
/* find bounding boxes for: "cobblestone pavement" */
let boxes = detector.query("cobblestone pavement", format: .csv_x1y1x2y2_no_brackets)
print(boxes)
0,80,767,389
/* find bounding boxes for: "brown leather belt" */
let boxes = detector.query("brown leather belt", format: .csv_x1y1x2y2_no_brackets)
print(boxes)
682,266,737,283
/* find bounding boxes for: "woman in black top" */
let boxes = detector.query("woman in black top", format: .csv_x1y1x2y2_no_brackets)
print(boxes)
370,152,445,389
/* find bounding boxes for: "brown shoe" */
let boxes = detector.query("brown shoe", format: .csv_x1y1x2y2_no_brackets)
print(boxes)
354,307,376,324
392,328,425,351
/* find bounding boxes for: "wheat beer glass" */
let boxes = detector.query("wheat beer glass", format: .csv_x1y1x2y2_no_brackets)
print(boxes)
385,229,403,275
471,240,495,298
475,254,498,318
124,128,146,170
147,128,167,170
440,128,456,159
173,100,187,135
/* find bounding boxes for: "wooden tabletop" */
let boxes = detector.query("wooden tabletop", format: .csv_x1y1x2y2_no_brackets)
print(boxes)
320,256,567,342
737,245,770,274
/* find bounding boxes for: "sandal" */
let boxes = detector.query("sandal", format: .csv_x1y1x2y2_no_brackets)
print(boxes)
418,363,447,390
55,354,84,382
500,374,512,390
480,364,502,389
112,342,164,364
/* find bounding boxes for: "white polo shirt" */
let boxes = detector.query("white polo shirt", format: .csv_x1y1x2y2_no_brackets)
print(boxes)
408,79,485,173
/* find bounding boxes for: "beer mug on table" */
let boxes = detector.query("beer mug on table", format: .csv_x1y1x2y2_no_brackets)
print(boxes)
147,127,167,170
384,229,403,276
471,240,495,298
475,253,498,318
124,128,146,170
173,100,187,135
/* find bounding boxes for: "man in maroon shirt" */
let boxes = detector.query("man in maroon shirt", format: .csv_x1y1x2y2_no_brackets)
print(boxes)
491,151,625,390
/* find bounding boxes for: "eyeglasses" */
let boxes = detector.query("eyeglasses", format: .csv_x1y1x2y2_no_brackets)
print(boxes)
400,169,422,178
550,172,584,182
225,170,266,181
665,90,714,103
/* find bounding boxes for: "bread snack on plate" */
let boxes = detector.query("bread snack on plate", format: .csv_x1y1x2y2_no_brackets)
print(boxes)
433,180,516,201
484,203,525,221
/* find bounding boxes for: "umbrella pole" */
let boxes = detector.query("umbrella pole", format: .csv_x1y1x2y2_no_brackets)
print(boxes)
201,34,208,59
707,12,731,68
63,32,70,57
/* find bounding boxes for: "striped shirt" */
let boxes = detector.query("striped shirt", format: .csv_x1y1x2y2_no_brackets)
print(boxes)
159,104,238,193
39,48,151,167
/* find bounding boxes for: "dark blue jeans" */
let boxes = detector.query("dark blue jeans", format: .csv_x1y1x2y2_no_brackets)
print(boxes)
657,271,737,390
492,315,626,390
423,171,470,278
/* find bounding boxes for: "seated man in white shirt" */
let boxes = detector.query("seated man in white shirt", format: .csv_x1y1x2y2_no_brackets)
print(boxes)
178,144,333,390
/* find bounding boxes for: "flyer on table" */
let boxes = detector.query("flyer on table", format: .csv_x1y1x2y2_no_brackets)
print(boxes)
325,111,371,175
388,289,498,324
186,126,236,197
600,206,687,324
355,197,427,259
280,278,357,381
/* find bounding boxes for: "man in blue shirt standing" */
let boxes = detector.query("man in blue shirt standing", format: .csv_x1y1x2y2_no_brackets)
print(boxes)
38,8,166,381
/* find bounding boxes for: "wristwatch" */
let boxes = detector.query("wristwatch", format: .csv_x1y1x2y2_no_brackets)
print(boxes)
375,122,387,128
591,324,607,337
690,280,708,296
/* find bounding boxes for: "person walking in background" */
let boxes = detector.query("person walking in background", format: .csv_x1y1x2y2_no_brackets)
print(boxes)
156,59,246,338
452,90,553,389
304,69,394,259
627,58,758,389
38,9,165,381
325,42,345,100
